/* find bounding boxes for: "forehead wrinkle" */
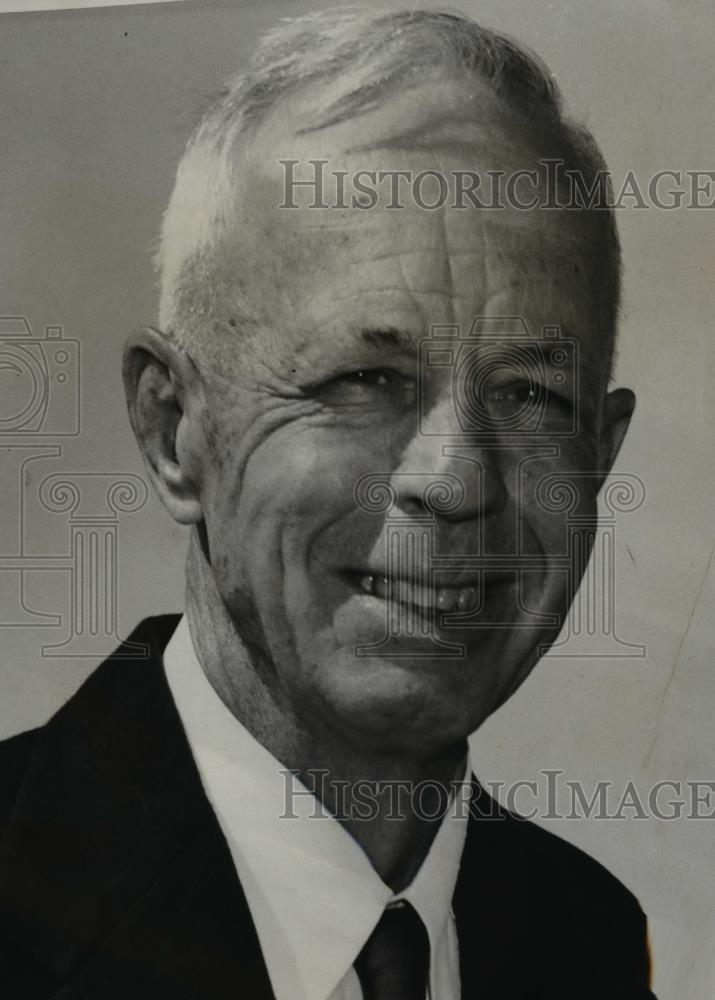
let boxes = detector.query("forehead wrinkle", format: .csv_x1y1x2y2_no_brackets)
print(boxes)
311,284,472,306
450,206,488,326
276,213,378,235
352,244,486,265
438,204,458,327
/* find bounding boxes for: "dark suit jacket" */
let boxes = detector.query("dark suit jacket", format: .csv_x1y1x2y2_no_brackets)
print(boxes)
0,615,655,999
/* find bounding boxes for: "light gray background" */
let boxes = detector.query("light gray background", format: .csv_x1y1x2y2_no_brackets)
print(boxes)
0,1,713,997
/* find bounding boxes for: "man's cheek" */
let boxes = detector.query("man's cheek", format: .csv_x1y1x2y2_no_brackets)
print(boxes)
507,450,599,560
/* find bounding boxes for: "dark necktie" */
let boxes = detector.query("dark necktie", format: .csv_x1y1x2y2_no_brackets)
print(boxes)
354,900,430,1000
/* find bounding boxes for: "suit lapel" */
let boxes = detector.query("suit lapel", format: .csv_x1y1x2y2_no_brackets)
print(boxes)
0,618,551,1000
0,616,275,1000
453,779,529,1000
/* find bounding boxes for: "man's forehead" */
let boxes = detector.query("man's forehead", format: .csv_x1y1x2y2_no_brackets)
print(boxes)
227,163,596,337
248,112,526,218
213,77,605,371
234,76,593,254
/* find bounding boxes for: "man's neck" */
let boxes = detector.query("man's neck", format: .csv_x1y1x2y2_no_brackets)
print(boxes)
184,531,469,890
292,750,468,891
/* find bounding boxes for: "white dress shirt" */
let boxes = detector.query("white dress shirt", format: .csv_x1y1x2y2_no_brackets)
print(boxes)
163,616,471,1000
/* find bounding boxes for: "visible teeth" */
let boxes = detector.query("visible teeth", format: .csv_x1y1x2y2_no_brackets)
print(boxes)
435,586,475,613
436,588,453,611
457,586,478,612
357,574,480,614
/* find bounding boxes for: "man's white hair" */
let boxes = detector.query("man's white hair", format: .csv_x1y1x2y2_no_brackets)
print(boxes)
157,7,620,359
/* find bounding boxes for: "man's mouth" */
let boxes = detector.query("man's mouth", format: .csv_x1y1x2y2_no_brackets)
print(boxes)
346,571,497,614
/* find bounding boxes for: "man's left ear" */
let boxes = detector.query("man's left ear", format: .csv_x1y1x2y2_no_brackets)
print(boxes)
597,387,636,485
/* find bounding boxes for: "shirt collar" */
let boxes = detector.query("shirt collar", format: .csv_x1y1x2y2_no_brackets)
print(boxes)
163,615,471,1000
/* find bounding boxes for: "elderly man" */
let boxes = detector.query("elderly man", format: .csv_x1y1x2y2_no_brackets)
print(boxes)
0,9,654,1000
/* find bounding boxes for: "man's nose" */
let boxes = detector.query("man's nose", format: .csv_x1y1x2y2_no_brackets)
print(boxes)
392,400,508,522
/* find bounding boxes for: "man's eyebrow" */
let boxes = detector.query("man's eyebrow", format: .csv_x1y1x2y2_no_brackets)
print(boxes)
358,326,417,354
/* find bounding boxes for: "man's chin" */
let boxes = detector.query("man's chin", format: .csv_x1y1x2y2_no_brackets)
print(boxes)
302,640,512,752
290,582,567,745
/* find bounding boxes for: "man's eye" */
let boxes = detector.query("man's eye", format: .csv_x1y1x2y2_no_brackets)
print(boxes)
338,369,393,387
484,381,575,420
315,368,415,407
486,382,536,406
